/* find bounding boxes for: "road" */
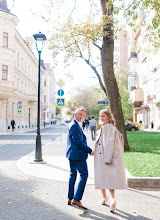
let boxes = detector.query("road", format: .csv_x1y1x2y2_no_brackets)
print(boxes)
0,125,71,220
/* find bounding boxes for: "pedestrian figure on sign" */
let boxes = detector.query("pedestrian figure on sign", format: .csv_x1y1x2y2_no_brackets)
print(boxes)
11,119,15,132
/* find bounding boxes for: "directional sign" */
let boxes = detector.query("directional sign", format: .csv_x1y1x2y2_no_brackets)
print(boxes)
17,109,22,115
57,89,64,96
98,100,108,104
56,98,65,107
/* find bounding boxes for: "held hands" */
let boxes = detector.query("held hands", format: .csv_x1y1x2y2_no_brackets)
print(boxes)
91,151,94,156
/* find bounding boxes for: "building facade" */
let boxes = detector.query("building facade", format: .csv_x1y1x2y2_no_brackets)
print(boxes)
0,1,56,133
114,30,129,73
128,12,160,130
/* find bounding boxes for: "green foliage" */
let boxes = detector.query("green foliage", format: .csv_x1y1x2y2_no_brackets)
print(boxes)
120,0,160,49
125,132,160,177
115,68,133,120
67,86,107,121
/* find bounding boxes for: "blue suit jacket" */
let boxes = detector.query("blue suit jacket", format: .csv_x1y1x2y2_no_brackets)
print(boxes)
66,119,92,160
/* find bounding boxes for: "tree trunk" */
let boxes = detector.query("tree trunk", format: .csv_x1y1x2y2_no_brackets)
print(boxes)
100,0,129,150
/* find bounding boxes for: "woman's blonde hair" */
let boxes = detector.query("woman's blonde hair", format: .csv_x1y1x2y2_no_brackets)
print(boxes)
99,109,115,126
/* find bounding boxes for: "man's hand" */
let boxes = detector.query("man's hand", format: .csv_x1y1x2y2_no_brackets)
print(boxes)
91,151,94,156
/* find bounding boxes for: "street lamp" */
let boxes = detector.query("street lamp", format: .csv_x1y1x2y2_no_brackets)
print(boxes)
33,32,47,162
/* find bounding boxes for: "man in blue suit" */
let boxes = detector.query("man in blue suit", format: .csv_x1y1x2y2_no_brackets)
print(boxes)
66,106,93,209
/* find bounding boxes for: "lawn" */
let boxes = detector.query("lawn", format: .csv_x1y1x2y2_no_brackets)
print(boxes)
124,131,160,177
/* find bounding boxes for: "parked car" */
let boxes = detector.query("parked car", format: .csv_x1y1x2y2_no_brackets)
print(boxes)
125,122,139,131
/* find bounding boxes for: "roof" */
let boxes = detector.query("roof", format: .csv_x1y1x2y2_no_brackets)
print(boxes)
0,0,10,13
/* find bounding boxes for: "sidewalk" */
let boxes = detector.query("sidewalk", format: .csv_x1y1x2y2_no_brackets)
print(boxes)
11,129,160,219
16,130,96,184
16,128,160,188
0,123,57,136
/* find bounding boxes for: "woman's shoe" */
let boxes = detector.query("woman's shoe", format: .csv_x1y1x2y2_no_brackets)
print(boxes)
110,199,116,212
100,196,108,205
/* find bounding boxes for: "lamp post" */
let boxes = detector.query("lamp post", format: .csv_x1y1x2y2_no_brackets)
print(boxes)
33,32,47,162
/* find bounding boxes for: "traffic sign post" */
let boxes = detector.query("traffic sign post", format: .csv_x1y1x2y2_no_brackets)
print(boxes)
56,79,65,88
98,101,108,104
98,100,108,109
57,89,64,97
56,79,65,142
56,98,65,107
17,109,22,115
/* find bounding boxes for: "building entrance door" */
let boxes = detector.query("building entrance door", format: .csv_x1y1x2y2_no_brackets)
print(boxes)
29,108,30,128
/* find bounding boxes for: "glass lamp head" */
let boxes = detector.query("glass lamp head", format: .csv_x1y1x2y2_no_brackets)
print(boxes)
33,32,47,52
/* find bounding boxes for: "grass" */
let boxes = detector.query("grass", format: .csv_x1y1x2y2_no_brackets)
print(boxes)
124,131,160,177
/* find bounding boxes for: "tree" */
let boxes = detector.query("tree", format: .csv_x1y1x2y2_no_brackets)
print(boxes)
42,0,160,150
115,67,133,120
46,1,130,149
67,86,106,121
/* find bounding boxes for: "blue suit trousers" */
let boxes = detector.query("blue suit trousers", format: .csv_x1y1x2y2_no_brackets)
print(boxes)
68,160,88,201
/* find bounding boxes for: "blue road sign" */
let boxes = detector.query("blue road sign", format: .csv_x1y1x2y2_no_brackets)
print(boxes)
98,100,108,104
17,109,22,115
56,98,65,107
57,89,64,96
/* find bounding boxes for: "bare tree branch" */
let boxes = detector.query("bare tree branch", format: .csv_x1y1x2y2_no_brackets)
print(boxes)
67,0,76,20
93,43,102,50
79,51,107,95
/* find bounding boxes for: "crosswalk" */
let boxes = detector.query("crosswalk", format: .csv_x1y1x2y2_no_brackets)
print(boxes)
0,139,52,147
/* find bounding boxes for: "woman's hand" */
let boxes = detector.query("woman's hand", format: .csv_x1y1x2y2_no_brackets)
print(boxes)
91,151,94,156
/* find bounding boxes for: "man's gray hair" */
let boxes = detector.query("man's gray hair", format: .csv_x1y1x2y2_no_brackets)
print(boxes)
74,106,85,114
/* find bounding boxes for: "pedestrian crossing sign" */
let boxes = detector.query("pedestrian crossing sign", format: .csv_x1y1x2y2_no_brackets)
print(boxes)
17,109,22,115
56,98,65,107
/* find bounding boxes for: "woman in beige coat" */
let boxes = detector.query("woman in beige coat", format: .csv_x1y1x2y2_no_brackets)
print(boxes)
94,109,127,212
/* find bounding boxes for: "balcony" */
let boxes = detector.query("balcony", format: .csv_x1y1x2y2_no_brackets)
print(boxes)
28,94,37,102
130,88,143,107
128,52,137,61
147,95,156,102
0,81,14,100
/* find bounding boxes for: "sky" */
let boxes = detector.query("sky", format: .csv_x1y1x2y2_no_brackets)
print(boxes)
7,0,99,100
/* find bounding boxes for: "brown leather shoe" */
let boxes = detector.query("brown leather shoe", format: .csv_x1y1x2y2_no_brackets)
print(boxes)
72,200,88,210
68,199,72,205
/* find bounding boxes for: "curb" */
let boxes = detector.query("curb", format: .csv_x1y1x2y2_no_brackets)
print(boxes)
127,177,160,188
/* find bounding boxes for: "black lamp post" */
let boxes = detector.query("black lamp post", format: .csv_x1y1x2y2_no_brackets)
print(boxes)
33,32,47,162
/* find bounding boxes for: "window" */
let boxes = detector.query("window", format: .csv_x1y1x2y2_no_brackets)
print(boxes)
3,32,8,47
25,61,27,73
21,58,23,69
44,95,46,103
2,65,8,80
44,79,46,87
17,53,20,65
21,81,23,91
12,103,14,117
17,79,19,89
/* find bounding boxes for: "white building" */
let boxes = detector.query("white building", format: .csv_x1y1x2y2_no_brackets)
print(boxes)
128,12,160,129
0,0,56,132
114,30,129,73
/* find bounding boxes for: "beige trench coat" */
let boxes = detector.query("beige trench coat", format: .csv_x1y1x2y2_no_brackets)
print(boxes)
94,122,127,189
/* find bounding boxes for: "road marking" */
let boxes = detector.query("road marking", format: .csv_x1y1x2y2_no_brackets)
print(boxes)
0,139,52,146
